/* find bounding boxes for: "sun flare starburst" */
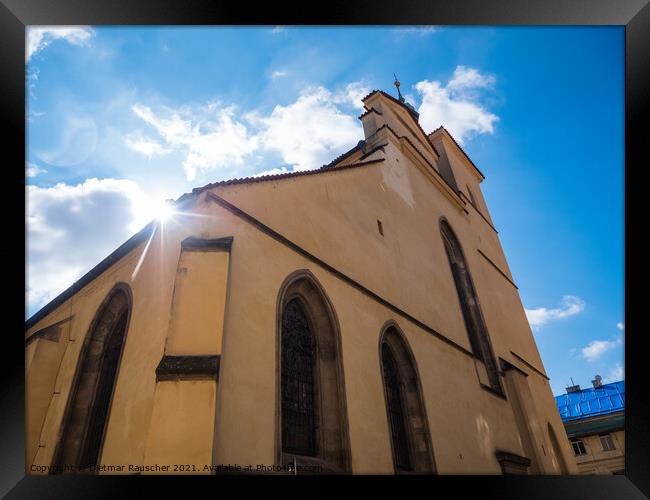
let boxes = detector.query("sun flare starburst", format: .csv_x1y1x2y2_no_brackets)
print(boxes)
156,200,175,222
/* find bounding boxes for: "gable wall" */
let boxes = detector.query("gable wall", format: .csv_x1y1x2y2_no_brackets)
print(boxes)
212,141,545,375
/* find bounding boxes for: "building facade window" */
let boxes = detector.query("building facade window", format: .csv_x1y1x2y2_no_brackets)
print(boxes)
52,284,132,473
277,271,351,472
281,298,317,456
439,220,502,392
380,323,435,474
382,346,412,471
571,439,587,456
599,433,616,451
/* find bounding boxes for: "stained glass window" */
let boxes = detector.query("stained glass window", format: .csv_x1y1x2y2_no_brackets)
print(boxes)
382,345,413,472
281,299,317,456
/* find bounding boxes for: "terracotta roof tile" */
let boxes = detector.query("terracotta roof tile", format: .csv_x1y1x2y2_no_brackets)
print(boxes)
321,140,365,169
188,157,385,196
358,107,382,120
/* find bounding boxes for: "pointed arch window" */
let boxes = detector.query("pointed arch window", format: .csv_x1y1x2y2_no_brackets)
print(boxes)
53,284,132,473
281,298,317,456
380,325,435,474
382,346,412,471
440,220,502,392
277,271,351,473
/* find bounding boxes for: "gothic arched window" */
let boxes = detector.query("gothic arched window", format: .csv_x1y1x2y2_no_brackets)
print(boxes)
277,271,351,473
380,324,435,474
53,284,132,473
440,220,502,392
281,298,317,456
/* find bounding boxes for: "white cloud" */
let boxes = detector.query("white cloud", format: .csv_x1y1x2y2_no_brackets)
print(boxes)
603,363,624,383
394,26,437,36
252,166,292,178
26,178,158,315
447,65,496,95
525,295,585,329
336,82,370,110
27,26,94,61
581,340,617,362
125,136,172,158
132,103,258,181
270,70,288,80
27,109,45,122
617,322,624,331
27,66,40,97
26,162,47,177
271,26,286,34
414,66,499,144
404,93,417,107
581,335,623,362
129,83,364,179
250,86,362,171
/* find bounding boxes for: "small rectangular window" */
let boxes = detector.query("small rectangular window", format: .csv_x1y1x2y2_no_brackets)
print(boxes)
599,433,616,451
377,219,384,237
571,439,587,456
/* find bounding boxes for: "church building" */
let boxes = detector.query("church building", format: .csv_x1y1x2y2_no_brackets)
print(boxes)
25,84,578,474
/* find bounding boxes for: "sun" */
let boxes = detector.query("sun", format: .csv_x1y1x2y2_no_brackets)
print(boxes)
156,201,175,222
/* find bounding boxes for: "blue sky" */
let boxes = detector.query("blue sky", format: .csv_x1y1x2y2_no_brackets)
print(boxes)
25,26,624,396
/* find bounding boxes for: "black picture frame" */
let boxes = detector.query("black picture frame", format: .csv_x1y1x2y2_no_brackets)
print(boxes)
3,0,648,497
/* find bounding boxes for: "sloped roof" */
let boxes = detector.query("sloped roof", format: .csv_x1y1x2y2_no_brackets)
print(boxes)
321,140,365,169
554,381,625,422
25,158,386,330
179,157,384,202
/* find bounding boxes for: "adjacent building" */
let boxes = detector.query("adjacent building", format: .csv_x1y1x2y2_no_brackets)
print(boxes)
25,86,578,474
555,377,625,475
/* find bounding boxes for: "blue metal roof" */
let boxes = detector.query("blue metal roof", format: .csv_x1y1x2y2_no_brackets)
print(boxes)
554,380,624,422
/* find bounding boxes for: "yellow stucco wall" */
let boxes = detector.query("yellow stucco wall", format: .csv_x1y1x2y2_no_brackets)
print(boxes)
166,249,229,356
142,380,217,474
573,430,625,474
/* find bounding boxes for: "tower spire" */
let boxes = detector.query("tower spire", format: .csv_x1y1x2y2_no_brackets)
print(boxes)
392,73,419,120
393,73,405,103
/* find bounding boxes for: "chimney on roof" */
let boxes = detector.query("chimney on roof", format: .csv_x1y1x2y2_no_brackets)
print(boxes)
566,377,581,393
592,374,603,389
